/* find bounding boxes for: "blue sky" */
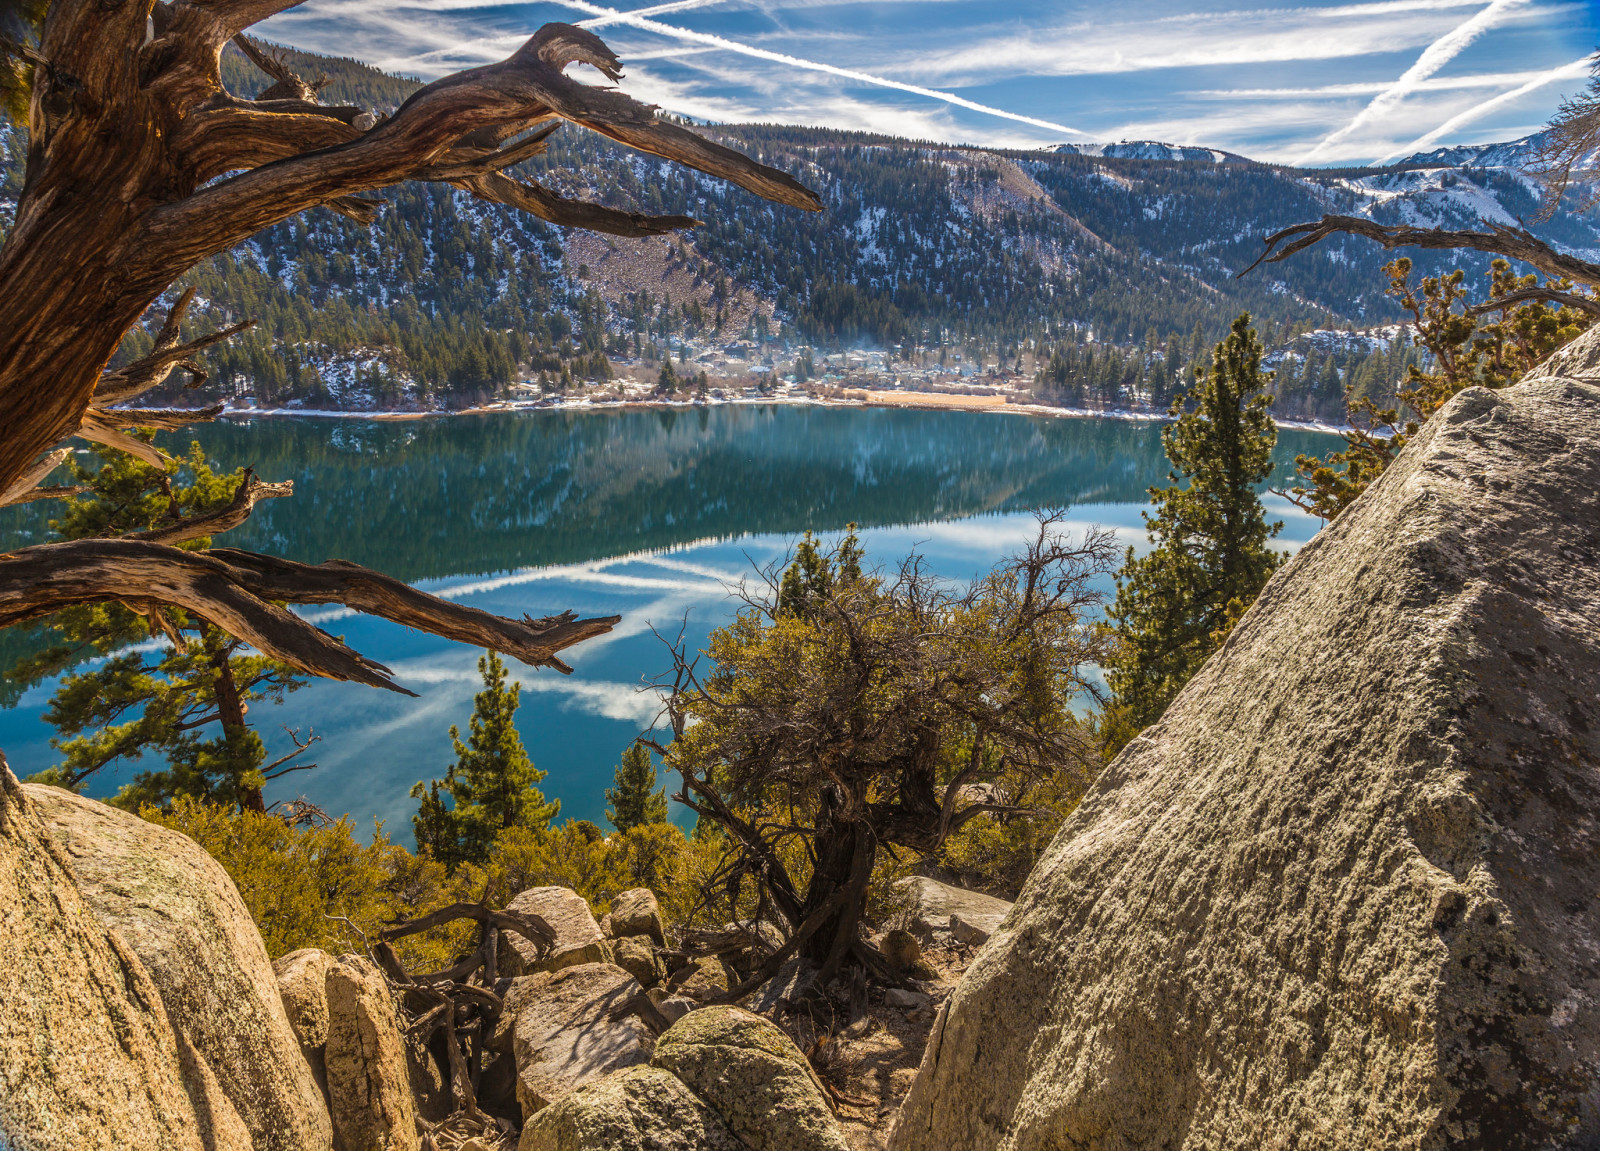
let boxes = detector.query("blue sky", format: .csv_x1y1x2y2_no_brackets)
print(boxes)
261,0,1598,165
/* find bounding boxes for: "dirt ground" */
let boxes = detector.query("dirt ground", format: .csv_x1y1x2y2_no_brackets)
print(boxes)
768,939,980,1150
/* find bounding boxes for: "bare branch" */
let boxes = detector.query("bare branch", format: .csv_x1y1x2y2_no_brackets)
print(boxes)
148,24,820,250
459,170,700,237
1237,214,1600,287
129,468,292,545
95,289,255,406
75,405,226,467
0,540,620,691
1464,285,1600,318
0,448,84,507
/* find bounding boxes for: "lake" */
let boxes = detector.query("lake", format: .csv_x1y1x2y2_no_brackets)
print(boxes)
0,404,1338,841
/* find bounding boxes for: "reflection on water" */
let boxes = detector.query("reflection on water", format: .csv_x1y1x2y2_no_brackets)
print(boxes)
0,405,1337,841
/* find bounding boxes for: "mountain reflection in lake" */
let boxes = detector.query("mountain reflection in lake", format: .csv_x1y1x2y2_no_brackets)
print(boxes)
0,405,1337,841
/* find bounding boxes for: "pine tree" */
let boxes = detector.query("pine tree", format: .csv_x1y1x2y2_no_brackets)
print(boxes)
1105,313,1284,741
11,438,309,811
605,743,669,833
411,651,558,869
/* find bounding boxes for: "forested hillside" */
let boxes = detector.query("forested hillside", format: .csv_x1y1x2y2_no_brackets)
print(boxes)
1,40,1595,417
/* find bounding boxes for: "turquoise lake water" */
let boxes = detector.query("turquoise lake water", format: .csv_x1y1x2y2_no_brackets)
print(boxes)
0,404,1338,842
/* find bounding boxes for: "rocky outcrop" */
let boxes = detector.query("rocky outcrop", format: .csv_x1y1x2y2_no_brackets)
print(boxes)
25,783,332,1151
892,877,1012,941
517,1066,744,1151
652,1006,849,1151
511,962,654,1115
324,954,419,1151
892,372,1600,1149
0,764,218,1151
608,889,666,945
502,887,611,976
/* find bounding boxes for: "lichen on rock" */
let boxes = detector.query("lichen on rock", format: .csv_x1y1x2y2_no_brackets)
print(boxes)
891,360,1600,1149
652,1005,850,1151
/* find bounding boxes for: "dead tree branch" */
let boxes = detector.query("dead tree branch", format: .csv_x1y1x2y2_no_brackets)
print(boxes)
1237,214,1600,287
0,540,620,691
1463,285,1600,318
128,468,292,545
0,448,82,507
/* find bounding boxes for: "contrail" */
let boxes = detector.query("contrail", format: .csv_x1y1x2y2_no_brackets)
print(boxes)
1295,0,1530,164
548,0,1093,138
1371,55,1592,164
578,0,723,30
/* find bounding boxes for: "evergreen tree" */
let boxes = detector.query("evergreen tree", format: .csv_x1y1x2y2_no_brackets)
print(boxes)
605,742,669,833
1105,313,1284,741
11,438,309,811
411,651,558,869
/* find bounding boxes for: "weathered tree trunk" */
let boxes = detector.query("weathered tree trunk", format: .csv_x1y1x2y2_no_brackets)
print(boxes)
799,784,875,973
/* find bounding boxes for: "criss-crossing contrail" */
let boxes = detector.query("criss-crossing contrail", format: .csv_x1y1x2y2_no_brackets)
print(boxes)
1372,55,1592,164
577,0,723,30
548,0,1093,138
1295,0,1530,164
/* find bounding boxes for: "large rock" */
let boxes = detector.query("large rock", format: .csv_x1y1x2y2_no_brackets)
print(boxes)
0,764,218,1151
652,1005,849,1151
325,954,419,1151
275,947,335,1102
892,876,1012,940
25,783,332,1151
613,934,665,987
517,1066,744,1151
891,372,1600,1149
502,887,611,975
511,962,655,1115
608,888,667,945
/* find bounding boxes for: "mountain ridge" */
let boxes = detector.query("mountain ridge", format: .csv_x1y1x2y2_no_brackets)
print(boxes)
1,41,1595,419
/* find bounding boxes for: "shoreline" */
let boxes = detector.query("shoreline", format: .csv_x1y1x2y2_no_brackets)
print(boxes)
215,391,1354,435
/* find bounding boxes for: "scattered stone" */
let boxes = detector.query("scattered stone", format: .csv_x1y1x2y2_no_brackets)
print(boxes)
656,996,697,1025
879,929,922,971
608,889,667,946
511,962,654,1116
518,1066,744,1151
501,887,611,976
597,912,613,938
274,947,336,1111
274,948,335,1050
670,955,732,1001
890,372,1600,1149
652,1005,850,1151
612,934,664,988
891,877,1011,942
947,914,991,947
883,988,931,1010
0,765,218,1151
325,953,419,1151
26,783,332,1151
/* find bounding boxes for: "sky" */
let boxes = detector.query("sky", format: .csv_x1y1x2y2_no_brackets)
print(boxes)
258,0,1599,165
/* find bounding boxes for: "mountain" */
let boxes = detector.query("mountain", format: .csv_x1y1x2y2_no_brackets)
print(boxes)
1051,141,1249,164
1,43,1596,421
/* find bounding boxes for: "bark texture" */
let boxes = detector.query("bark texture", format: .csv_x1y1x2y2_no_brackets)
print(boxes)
892,336,1600,1150
25,783,333,1151
0,761,214,1151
